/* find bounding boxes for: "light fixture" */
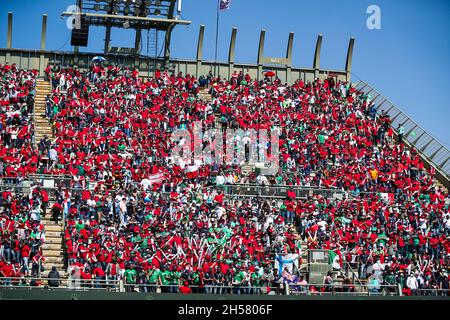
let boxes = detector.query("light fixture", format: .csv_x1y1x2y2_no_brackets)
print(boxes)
93,4,101,11
155,0,161,6
134,7,141,15
124,6,130,14
154,8,161,15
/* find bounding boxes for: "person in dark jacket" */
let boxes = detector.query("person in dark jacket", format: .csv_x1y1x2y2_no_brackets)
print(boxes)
48,266,61,287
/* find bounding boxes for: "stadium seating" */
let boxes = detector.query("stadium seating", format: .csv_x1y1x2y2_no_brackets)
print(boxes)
0,64,48,282
1,62,449,294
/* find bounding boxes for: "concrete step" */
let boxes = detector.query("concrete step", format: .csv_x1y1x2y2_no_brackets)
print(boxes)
45,256,65,264
42,225,63,232
42,243,63,250
45,231,63,238
44,238,63,245
43,250,65,257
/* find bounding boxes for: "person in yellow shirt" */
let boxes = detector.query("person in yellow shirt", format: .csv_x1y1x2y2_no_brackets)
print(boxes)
369,168,379,180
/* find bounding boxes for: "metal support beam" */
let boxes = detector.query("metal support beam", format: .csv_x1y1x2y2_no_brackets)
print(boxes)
430,146,444,161
228,27,237,79
374,99,387,111
7,12,13,48
257,29,266,81
313,34,323,79
345,37,355,82
405,125,418,138
196,25,205,78
135,28,142,53
104,25,112,54
390,112,402,123
163,23,175,68
62,12,192,25
413,132,426,145
134,28,142,70
286,32,294,83
421,140,434,154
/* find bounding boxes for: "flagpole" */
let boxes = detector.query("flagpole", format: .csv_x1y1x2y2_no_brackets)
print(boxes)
214,0,220,77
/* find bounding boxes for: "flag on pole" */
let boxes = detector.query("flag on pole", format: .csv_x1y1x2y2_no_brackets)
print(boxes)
220,0,231,10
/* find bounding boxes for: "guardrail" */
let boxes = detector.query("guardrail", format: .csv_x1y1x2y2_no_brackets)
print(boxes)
355,81,450,189
0,276,121,291
288,283,450,296
0,177,351,201
3,277,446,296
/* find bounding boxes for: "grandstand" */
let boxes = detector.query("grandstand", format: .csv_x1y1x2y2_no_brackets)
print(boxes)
0,3,449,300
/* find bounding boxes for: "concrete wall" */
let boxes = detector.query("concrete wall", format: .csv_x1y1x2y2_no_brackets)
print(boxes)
0,48,348,84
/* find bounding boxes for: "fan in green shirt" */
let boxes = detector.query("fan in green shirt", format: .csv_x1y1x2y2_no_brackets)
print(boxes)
251,272,261,287
77,165,85,176
170,271,181,285
159,270,172,285
132,235,142,243
377,232,388,246
75,222,85,231
191,271,200,285
125,268,137,284
318,134,325,144
234,270,245,285
148,268,161,284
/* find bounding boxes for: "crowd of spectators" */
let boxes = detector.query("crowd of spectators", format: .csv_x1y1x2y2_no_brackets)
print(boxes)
0,61,449,295
0,64,48,285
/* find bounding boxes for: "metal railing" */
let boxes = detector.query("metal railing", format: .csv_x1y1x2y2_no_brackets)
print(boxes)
0,176,350,201
123,283,283,295
4,276,447,296
288,283,397,296
0,276,121,291
355,81,450,188
215,183,346,200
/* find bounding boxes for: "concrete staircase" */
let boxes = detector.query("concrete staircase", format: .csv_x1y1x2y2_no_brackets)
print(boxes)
199,88,212,101
34,79,53,145
41,210,65,277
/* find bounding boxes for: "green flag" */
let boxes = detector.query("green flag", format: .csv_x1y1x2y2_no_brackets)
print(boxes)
328,250,337,265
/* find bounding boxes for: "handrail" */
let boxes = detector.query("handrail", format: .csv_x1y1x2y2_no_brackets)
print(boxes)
5,277,446,296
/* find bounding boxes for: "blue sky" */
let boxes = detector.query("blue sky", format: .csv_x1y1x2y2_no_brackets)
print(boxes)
0,0,449,147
